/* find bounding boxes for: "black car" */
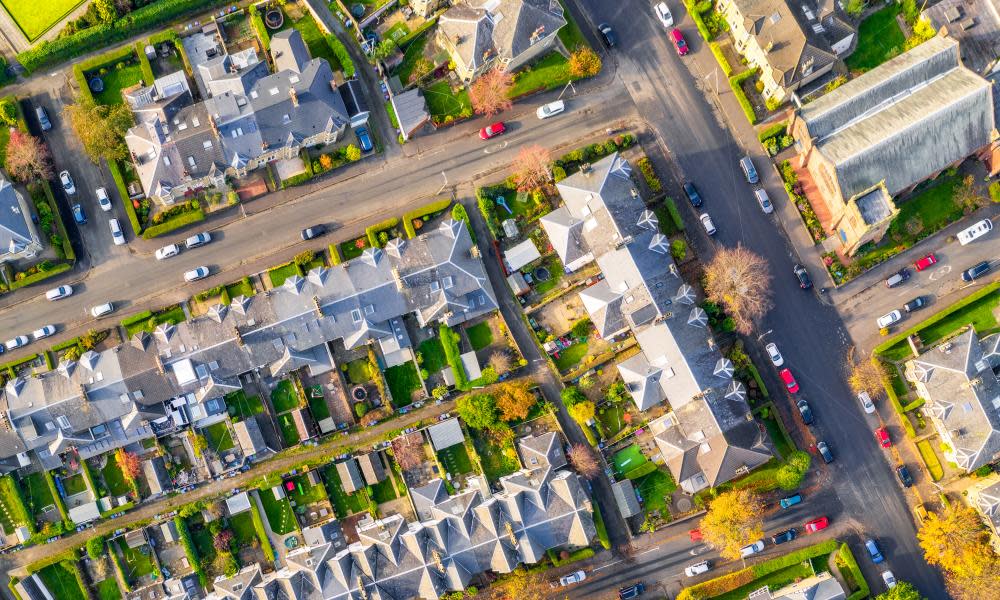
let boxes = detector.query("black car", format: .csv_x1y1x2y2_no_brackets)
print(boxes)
794,264,813,289
896,464,914,487
683,182,703,207
301,225,327,240
817,441,833,464
903,296,927,312
797,399,814,425
598,23,617,48
771,528,798,545
619,583,645,599
963,261,991,282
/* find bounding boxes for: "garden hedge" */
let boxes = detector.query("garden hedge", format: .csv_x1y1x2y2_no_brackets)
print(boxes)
623,461,658,480
757,121,788,142
325,35,355,78
141,208,205,239
729,69,758,125
149,30,193,75
440,325,468,390
109,160,143,235
837,542,870,600
251,8,271,53
174,516,207,587
71,45,136,104
366,217,400,248
328,243,343,265
683,0,713,41
709,42,732,76
452,203,476,243
8,262,71,290
592,502,610,549
403,198,453,238
135,42,155,86
662,197,685,231
39,180,74,260
249,497,276,562
476,191,502,240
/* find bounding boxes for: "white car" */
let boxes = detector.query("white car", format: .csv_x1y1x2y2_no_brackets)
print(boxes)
765,342,784,367
91,302,115,318
185,232,212,249
957,218,992,245
32,325,57,340
740,540,765,558
155,244,180,260
59,170,76,195
858,391,876,414
45,285,74,300
700,212,717,235
882,571,896,589
654,2,674,27
877,310,903,329
755,189,773,214
536,100,565,119
109,219,126,246
558,571,586,587
96,187,112,212
184,266,210,282
684,560,711,577
5,335,30,350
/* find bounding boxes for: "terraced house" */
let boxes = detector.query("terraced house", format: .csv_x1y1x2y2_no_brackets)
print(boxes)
541,153,771,493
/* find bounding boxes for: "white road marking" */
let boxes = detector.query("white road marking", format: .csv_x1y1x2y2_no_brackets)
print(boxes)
593,560,623,572
638,547,660,555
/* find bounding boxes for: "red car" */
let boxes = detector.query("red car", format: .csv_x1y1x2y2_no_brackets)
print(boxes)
779,368,800,393
670,29,689,55
479,122,506,140
689,529,703,542
914,253,938,271
804,516,829,533
876,427,891,448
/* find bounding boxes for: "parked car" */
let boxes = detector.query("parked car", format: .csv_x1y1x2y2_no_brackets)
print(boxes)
700,212,717,235
885,268,910,288
654,1,673,26
185,232,212,249
903,296,927,312
771,529,797,545
882,571,897,589
558,571,586,587
598,23,617,47
356,127,373,153
754,188,773,213
804,516,829,533
536,100,565,119
91,302,115,318
619,583,646,599
793,264,812,289
479,122,506,140
914,253,937,271
876,427,891,448
96,187,112,212
5,336,29,350
109,218,125,245
765,342,783,366
739,156,759,184
59,170,76,195
957,218,992,245
779,368,799,393
684,561,711,576
896,464,914,487
797,399,814,425
963,260,991,282
877,310,903,329
670,29,689,55
301,225,327,240
32,325,56,340
35,106,51,131
184,266,210,282
688,528,703,542
858,391,876,414
779,494,802,509
155,244,180,260
72,203,86,225
817,440,834,463
46,285,73,300
683,182,703,207
739,540,765,558
866,539,885,564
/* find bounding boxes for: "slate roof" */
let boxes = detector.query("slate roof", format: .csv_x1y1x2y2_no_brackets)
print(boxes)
767,571,846,600
357,451,387,485
428,417,465,450
271,29,312,74
336,458,365,493
794,36,996,202
972,478,1000,529
0,177,40,262
517,431,565,470
611,480,641,518
906,328,1000,471
539,206,593,270
439,0,566,72
923,0,1000,74
234,418,268,456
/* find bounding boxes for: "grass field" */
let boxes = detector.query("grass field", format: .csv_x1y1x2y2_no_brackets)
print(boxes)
229,511,258,546
278,413,301,447
308,389,331,421
271,380,300,413
532,255,565,295
385,362,421,407
510,52,571,97
393,29,428,84
37,562,87,600
94,578,121,600
287,474,328,506
466,322,493,350
290,11,341,71
189,521,216,563
845,4,906,72
321,464,368,518
62,473,88,496
226,390,265,419
116,537,156,582
597,404,626,438
22,471,56,519
102,456,132,496
346,358,373,385
258,487,298,534
203,421,235,453
423,79,472,122
634,468,677,516
471,428,521,483
0,475,29,534
94,64,144,106
370,476,398,504
418,337,447,373
554,340,588,372
267,262,300,288
1,0,85,41
612,444,646,476
437,443,475,476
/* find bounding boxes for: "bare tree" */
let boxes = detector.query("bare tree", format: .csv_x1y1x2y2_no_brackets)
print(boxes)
391,432,425,470
847,348,888,398
4,131,53,182
488,350,512,374
510,145,551,192
703,245,773,335
567,443,600,479
468,68,513,117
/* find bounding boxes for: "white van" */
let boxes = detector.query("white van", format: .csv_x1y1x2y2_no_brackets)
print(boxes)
958,219,992,245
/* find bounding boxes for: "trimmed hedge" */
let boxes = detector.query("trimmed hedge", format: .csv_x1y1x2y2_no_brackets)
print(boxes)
366,217,400,248
757,121,788,142
19,0,231,73
452,203,476,244
729,69,758,125
396,15,438,49
328,243,343,266
836,542,870,600
548,546,595,566
662,197,685,231
325,35,355,78
249,496,276,562
174,516,207,587
623,461,658,480
141,208,205,239
8,262,71,290
403,198,453,238
136,42,155,86
476,190,502,240
709,42,732,76
440,325,468,390
684,0,713,41
71,45,136,104
38,180,74,260
593,502,610,549
109,160,142,235
251,7,271,52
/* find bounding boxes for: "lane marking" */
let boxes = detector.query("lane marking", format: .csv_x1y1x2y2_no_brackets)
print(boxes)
593,560,623,572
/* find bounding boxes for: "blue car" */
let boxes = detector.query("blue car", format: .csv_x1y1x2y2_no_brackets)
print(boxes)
865,539,884,564
779,494,802,509
72,204,86,225
356,127,373,153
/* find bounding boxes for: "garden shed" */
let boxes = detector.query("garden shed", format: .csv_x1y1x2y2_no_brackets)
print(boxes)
504,239,541,271
428,418,464,450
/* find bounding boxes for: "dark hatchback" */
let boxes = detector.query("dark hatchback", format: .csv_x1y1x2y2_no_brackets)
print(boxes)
771,528,798,545
797,399,814,425
963,261,991,282
683,182,703,207
356,127,373,153
794,264,813,289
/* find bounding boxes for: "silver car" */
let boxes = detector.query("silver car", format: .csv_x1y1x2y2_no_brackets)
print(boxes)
184,266,210,282
32,325,57,340
5,335,30,350
109,219,125,245
91,302,115,318
185,232,212,249
877,310,902,329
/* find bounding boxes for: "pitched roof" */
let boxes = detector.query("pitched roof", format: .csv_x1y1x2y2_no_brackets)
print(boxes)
270,29,311,74
428,418,465,450
357,451,387,484
539,206,593,269
233,419,268,456
336,458,364,493
0,178,39,261
439,0,566,71
611,480,641,518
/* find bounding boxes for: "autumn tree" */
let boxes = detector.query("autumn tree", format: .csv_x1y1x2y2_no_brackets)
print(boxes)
568,47,602,78
953,175,987,214
66,98,134,163
567,443,600,478
408,58,434,85
5,131,53,183
214,529,234,553
488,351,512,374
703,245,773,335
918,504,991,578
115,448,141,481
469,68,513,117
484,566,550,600
847,349,888,398
456,393,502,430
494,380,538,421
944,558,1000,600
876,581,926,600
700,489,766,560
510,144,551,192
345,144,362,162
391,432,425,470
561,385,586,406
568,400,596,424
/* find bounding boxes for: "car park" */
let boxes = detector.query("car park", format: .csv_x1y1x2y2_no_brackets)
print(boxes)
670,29,689,55
598,23,617,47
804,516,829,533
619,582,646,599
963,261,991,282
72,203,86,225
536,100,565,119
700,212,717,235
185,232,212,249
957,218,992,245
882,571,897,589
59,170,76,195
91,302,115,317
876,427,891,448
184,266,210,282
866,539,884,563
109,218,125,245
903,296,927,312
739,156,759,184
5,336,29,350
771,529,797,545
356,127,373,153
858,391,876,414
797,399,814,424
896,464,914,487
683,182,703,207
684,561,711,576
35,106,51,131
46,285,73,300
914,253,937,271
817,441,833,463
793,264,812,289
779,368,799,393
654,2,673,26
877,310,903,329
96,187,112,212
479,122,506,139
754,188,773,213
301,225,327,240
739,540,765,558
155,244,180,260
780,494,802,508
765,342,783,366
32,325,56,340
885,268,909,288
558,571,586,587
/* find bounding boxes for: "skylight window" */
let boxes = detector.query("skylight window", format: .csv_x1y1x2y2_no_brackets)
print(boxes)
364,304,375,315
289,75,300,84
430,281,440,292
442,276,454,289
351,309,362,323
192,117,200,127
177,122,188,130
203,140,212,149
188,156,196,167
163,155,171,166
269,87,279,96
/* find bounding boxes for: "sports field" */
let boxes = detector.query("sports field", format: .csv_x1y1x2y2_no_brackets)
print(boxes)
1,0,85,41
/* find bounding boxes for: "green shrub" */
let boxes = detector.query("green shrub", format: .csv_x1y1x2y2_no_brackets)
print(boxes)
440,325,468,389
174,517,207,588
451,203,475,243
662,197,685,231
757,121,787,142
989,181,1000,203
328,243,343,265
365,217,400,248
708,42,732,76
836,543,870,599
729,69,758,125
670,239,687,260
141,209,205,239
251,8,271,53
636,157,662,193
249,499,275,562
109,161,142,235
624,461,657,480
325,35,355,77
403,198,452,238
8,262,71,290
476,193,501,240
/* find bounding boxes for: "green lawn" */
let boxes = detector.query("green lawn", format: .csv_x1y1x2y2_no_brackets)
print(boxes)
394,30,429,85
226,390,265,419
612,444,646,476
62,473,88,496
124,304,186,337
267,262,300,288
423,79,472,121
0,475,29,534
385,362,421,407
225,278,255,298
340,238,368,260
229,511,258,547
94,578,121,600
511,52,571,97
189,521,216,562
203,421,235,453
369,476,398,504
597,403,626,438
287,474,328,505
258,487,298,534
0,0,85,41
308,388,331,421
37,562,86,600
290,12,341,71
845,4,906,72
418,337,447,373
920,289,1000,346
556,0,589,50
101,458,132,496
94,64,145,106
532,255,565,295
466,322,493,351
759,411,794,459
271,380,300,413
713,563,815,600
554,340,588,372
471,428,521,483
634,468,677,517
437,443,475,476
883,175,963,244
21,472,55,519
384,21,410,43
116,537,156,581
346,358,373,385
278,413,301,447
321,464,369,518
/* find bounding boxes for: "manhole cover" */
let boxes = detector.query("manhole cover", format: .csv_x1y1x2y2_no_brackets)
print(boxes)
676,497,692,512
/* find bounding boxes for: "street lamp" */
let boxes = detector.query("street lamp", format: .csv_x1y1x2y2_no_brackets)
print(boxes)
757,329,773,341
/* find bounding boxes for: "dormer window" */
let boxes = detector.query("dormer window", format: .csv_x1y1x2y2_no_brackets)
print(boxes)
442,276,454,289
192,116,200,127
